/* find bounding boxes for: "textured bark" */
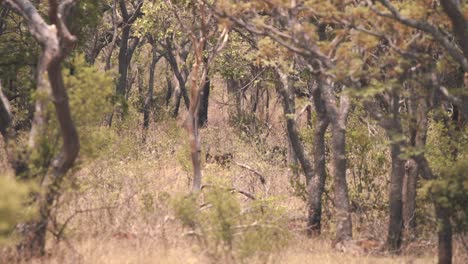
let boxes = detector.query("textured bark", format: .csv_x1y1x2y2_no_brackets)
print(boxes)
319,77,352,245
307,80,329,236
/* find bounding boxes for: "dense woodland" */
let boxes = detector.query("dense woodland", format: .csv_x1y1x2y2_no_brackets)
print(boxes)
0,0,467,263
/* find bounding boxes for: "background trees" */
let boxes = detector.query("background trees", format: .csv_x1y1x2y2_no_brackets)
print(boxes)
0,0,466,263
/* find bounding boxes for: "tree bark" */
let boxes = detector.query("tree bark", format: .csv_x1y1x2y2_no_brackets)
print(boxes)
319,76,352,245
307,79,329,236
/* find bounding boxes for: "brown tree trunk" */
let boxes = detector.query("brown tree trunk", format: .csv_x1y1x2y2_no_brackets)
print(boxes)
198,77,210,127
165,75,173,107
435,204,453,264
307,80,329,236
165,37,190,116
386,139,405,252
116,25,130,97
276,68,314,184
384,91,405,252
143,40,161,137
319,77,352,245
403,159,418,236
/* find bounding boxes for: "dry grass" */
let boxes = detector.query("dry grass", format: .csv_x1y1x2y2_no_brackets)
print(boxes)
1,83,467,264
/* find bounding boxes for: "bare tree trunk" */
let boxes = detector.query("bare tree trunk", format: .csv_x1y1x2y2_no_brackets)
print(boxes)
165,37,190,116
143,39,161,138
116,25,130,97
165,75,173,106
435,204,453,264
319,77,352,245
276,67,314,185
382,90,405,252
387,137,405,252
307,79,329,236
402,159,418,235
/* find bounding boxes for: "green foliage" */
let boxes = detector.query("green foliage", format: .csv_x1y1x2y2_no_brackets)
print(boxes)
172,176,289,262
64,54,114,159
0,175,37,245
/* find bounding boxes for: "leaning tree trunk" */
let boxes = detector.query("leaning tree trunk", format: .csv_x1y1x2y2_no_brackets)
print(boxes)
319,76,352,246
307,79,329,236
276,67,314,184
3,0,80,257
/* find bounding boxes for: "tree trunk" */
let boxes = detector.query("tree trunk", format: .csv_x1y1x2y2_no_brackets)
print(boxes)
117,26,130,97
143,42,160,136
276,68,314,184
307,80,329,236
319,77,352,245
198,77,210,127
165,75,173,107
435,204,453,264
5,0,80,257
386,140,405,252
403,158,418,236
384,90,405,252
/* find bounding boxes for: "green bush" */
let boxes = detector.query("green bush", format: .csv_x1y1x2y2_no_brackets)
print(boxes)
172,176,289,262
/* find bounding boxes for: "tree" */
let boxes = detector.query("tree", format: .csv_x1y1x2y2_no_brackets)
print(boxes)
1,0,80,257
166,0,229,191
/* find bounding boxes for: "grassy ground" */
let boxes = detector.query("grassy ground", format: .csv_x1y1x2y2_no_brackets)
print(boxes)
1,84,467,263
